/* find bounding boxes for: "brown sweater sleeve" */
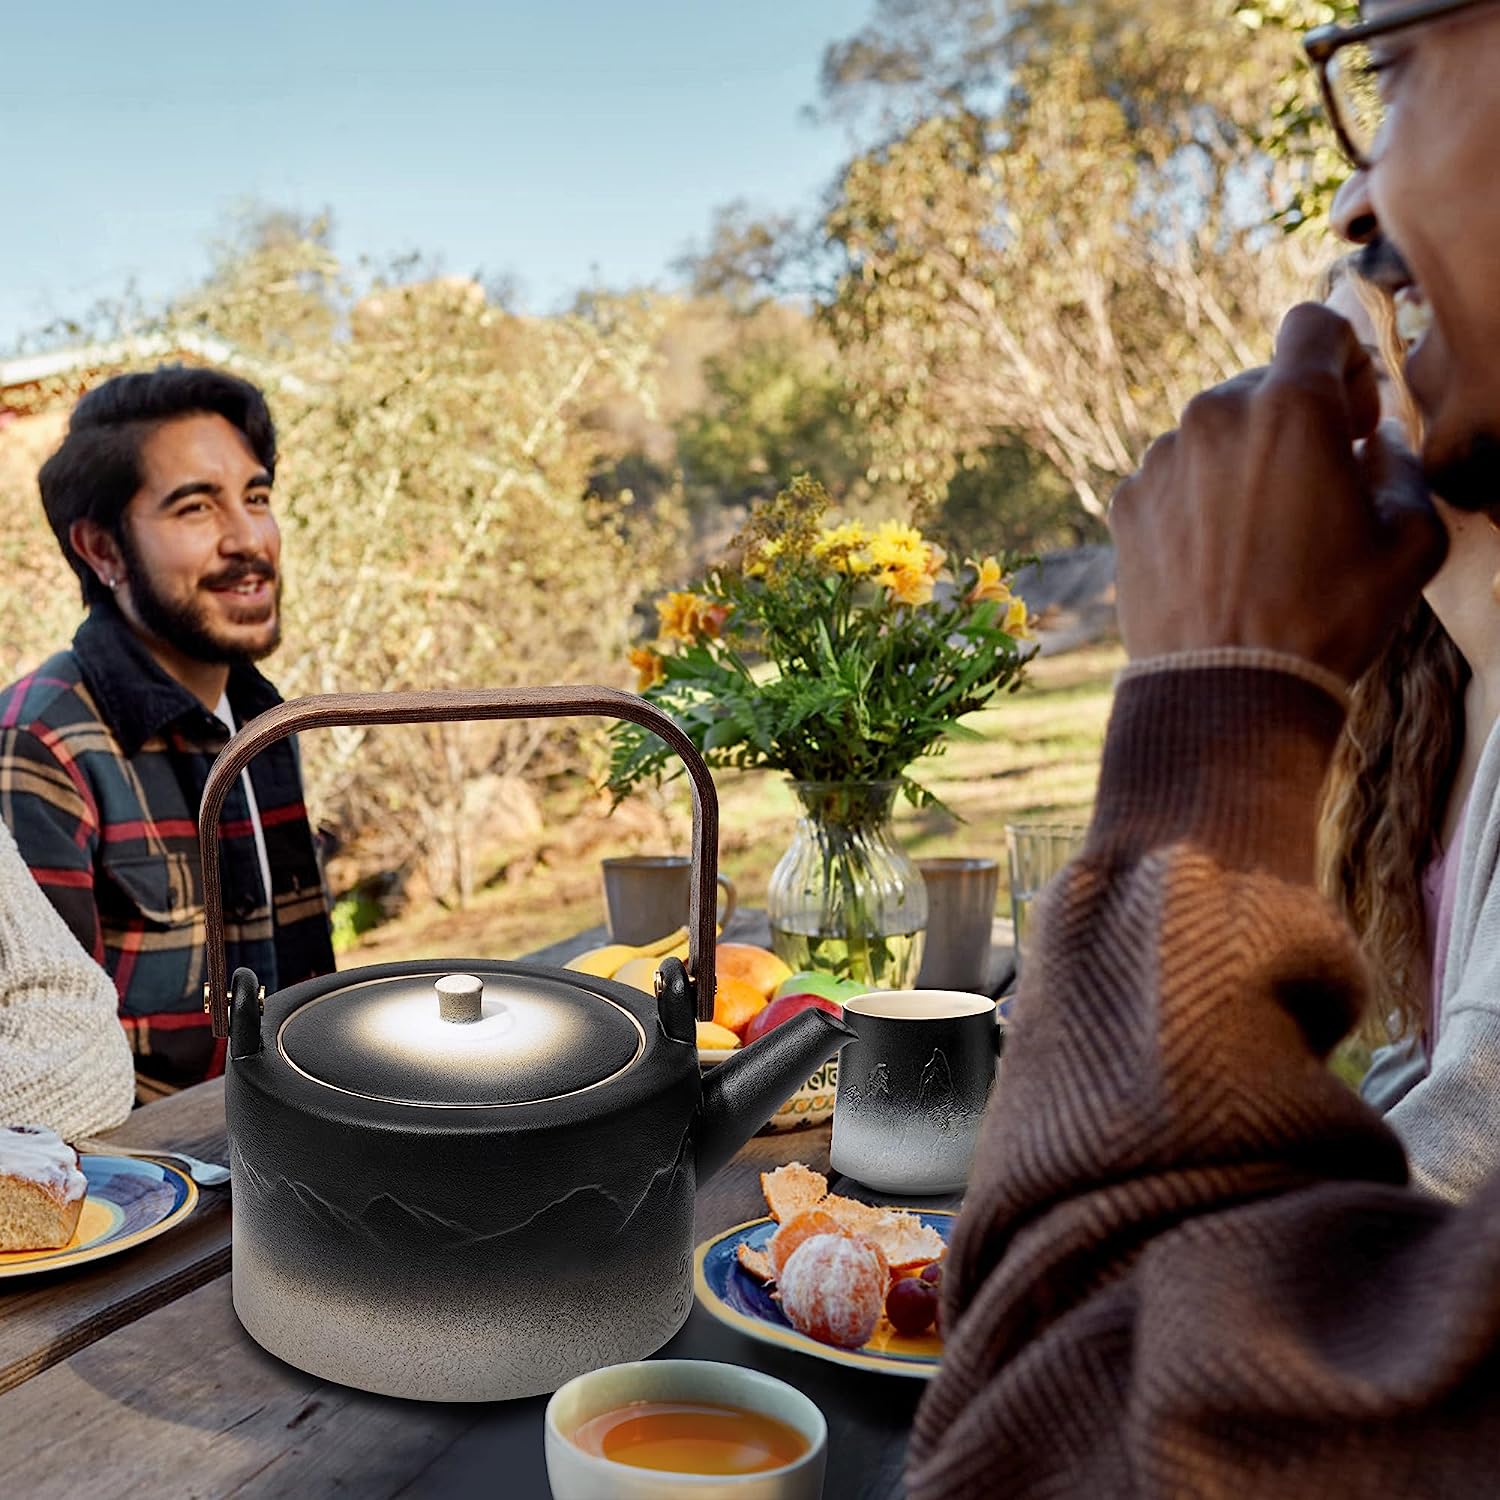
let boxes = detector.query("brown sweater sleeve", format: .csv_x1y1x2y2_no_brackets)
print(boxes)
908,667,1500,1499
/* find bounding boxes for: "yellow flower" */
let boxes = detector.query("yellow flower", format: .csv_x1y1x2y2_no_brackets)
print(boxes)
967,556,1011,605
867,521,930,575
1004,595,1032,639
881,563,935,608
814,521,869,554
812,521,875,576
744,536,785,579
656,591,718,643
628,646,665,692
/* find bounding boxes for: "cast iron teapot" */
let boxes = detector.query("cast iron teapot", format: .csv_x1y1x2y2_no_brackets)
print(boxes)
199,686,853,1403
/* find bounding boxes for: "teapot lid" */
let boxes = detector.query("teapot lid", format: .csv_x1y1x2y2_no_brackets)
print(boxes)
276,970,646,1107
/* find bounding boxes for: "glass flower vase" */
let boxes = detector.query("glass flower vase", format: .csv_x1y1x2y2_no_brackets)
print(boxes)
767,780,927,990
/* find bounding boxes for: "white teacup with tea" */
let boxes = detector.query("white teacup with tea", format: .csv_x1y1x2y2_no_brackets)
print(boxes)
545,1359,827,1499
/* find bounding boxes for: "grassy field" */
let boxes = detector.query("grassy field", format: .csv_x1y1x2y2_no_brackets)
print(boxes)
343,639,1125,967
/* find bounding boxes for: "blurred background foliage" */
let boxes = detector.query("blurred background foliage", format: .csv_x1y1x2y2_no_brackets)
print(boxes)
0,0,1348,941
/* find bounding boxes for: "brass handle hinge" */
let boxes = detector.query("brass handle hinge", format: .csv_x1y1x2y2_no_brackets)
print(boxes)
203,982,265,1014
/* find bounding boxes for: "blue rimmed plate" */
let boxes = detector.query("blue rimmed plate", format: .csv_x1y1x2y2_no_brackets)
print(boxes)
694,1210,953,1378
0,1154,198,1279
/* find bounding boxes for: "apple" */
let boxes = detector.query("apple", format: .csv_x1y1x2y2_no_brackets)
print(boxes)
772,971,869,1004
742,992,844,1046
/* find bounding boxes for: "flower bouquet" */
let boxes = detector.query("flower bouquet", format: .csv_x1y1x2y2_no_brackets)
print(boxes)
609,477,1035,988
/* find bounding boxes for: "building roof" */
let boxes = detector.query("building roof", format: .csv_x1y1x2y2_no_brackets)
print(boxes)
0,331,309,403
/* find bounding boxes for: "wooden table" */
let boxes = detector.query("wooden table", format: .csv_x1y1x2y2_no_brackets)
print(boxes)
0,931,965,1499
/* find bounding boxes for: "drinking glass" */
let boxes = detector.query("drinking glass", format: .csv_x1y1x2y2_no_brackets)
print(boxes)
1004,823,1087,971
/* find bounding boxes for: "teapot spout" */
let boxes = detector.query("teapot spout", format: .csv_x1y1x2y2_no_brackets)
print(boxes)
696,1008,855,1181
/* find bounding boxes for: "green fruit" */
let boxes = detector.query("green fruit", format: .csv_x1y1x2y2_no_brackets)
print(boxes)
772,971,872,1003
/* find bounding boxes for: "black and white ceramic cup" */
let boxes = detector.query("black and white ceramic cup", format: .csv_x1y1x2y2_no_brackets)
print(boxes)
830,990,1001,1195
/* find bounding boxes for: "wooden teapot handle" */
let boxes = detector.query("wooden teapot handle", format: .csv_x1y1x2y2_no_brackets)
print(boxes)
198,686,720,1037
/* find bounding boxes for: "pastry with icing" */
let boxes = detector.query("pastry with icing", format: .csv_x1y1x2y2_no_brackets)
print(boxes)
0,1124,87,1251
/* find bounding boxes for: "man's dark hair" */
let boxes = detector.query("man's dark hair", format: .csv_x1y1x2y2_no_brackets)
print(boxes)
38,365,278,606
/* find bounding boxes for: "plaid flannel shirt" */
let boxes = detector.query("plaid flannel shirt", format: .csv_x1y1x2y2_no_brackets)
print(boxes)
0,603,335,1087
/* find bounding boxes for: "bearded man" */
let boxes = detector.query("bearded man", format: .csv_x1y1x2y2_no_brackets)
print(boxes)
0,367,334,1092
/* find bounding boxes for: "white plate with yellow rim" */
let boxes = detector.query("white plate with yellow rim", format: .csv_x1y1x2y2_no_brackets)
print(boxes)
0,1154,198,1279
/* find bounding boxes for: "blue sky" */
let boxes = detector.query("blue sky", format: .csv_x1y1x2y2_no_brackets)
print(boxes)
0,0,871,352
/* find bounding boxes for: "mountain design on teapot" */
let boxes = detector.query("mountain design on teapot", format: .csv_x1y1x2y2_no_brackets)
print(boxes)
231,1121,696,1250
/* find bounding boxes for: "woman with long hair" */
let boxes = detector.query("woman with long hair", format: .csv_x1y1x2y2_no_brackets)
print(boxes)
1319,258,1500,1199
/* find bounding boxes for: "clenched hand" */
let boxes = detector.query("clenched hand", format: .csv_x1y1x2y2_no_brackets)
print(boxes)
1110,303,1446,683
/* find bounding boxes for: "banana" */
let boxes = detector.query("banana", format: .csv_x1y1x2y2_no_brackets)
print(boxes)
660,924,723,966
696,1020,740,1051
611,956,660,994
564,944,642,979
638,925,690,958
564,923,721,982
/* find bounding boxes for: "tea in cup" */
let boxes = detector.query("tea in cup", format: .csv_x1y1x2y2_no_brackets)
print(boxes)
830,989,1002,1195
545,1359,827,1499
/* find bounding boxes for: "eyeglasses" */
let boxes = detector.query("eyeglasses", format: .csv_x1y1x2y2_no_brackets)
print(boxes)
1303,0,1491,169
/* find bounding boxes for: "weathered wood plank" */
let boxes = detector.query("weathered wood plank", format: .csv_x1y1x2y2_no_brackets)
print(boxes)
0,932,963,1498
0,1120,944,1500
0,1281,478,1500
0,1080,232,1396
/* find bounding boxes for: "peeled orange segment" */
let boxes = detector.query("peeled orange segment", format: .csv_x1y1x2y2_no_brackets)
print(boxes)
768,1209,845,1279
760,1162,829,1223
779,1234,886,1349
757,1165,948,1271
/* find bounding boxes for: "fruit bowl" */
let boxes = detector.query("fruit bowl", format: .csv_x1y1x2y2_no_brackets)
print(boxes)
572,934,862,1134
765,1054,839,1132
697,1045,837,1133
698,971,867,1134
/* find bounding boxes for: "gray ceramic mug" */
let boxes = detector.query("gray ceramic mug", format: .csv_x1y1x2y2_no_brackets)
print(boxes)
830,990,1002,1195
602,856,737,946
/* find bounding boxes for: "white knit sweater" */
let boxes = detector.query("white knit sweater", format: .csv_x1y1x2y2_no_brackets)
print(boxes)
1362,709,1500,1201
0,817,135,1138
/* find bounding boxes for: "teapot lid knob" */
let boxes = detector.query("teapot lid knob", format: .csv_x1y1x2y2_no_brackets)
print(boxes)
435,973,483,1024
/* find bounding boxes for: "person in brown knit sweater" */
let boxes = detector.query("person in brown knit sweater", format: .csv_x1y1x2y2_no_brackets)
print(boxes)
907,3,1500,1496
